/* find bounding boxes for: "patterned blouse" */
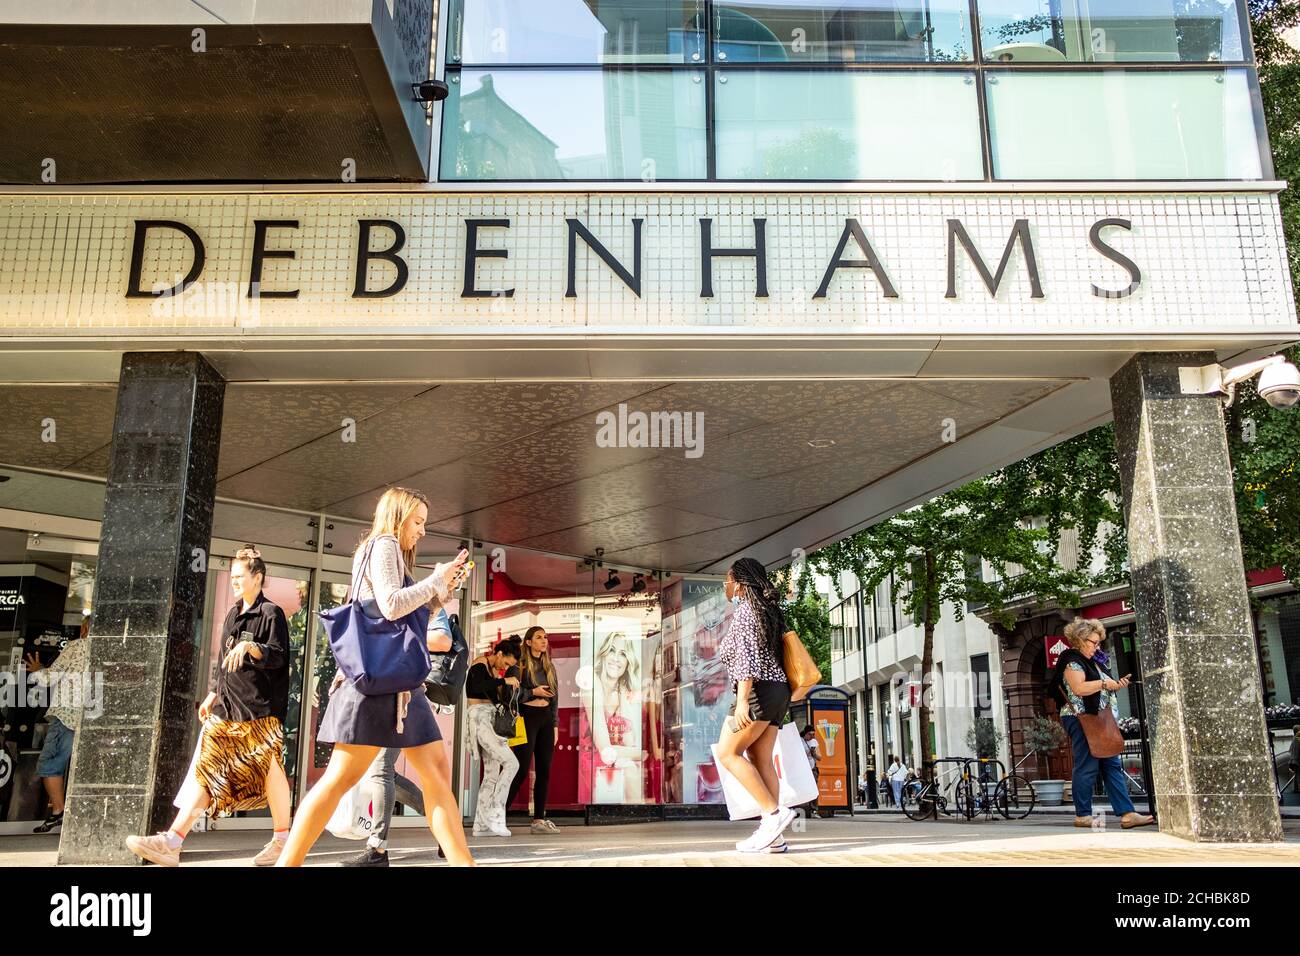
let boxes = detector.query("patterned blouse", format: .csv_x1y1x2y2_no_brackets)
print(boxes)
718,599,787,685
1061,660,1120,719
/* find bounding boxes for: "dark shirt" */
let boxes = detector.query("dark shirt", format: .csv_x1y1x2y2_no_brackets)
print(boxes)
510,655,558,717
210,592,290,723
466,661,511,704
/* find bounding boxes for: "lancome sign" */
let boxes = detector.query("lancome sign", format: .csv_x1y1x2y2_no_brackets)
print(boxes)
0,192,1293,337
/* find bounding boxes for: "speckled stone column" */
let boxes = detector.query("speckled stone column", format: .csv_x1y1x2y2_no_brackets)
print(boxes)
1110,352,1282,843
59,353,225,864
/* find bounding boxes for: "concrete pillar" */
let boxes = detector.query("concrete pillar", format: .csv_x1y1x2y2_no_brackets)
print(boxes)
60,353,225,863
1110,352,1282,842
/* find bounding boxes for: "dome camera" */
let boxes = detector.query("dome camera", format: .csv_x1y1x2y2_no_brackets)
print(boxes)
1258,359,1300,410
413,79,450,103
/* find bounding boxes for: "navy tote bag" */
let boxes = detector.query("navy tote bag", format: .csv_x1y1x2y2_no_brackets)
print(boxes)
320,539,431,696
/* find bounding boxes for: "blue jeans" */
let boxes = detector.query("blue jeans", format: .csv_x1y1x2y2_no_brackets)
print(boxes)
1062,715,1135,817
36,717,74,778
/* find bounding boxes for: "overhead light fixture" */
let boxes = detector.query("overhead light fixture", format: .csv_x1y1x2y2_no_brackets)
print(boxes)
631,573,647,594
604,569,622,591
807,438,836,449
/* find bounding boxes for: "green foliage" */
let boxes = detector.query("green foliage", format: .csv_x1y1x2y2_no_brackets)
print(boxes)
1023,716,1068,755
1225,344,1300,589
965,717,1004,759
805,425,1124,633
782,588,832,684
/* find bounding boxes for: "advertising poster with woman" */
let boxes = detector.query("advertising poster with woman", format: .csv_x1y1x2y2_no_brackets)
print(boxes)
577,626,645,804
662,577,733,804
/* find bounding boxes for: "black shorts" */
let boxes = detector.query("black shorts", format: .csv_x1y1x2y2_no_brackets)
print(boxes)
736,679,791,726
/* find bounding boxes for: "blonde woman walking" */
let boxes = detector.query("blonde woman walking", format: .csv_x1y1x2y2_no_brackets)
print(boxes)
277,488,474,866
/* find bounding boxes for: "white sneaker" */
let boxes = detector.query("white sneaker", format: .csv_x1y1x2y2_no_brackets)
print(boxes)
736,807,796,853
488,822,512,838
764,838,789,854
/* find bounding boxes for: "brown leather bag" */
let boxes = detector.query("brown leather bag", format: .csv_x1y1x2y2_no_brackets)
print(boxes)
782,630,821,701
1076,707,1125,758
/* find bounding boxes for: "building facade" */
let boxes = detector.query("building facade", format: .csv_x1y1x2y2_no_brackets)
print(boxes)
0,0,1295,857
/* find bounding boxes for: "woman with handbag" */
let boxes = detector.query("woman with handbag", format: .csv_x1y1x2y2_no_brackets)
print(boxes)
466,636,522,837
1052,618,1153,830
277,487,474,866
126,545,293,867
506,626,561,833
715,557,796,853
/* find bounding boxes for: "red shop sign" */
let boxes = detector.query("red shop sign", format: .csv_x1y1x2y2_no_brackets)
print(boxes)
1045,634,1069,671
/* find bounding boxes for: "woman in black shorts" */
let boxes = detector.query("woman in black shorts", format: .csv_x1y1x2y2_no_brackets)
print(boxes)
716,557,795,853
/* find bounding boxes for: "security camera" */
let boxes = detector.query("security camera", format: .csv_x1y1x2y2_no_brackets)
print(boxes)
413,79,449,103
1180,353,1300,409
1259,359,1300,409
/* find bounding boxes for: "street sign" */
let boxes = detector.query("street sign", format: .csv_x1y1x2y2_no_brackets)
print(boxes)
1046,635,1069,671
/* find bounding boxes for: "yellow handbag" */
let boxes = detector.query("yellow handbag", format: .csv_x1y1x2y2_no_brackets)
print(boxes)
507,715,528,747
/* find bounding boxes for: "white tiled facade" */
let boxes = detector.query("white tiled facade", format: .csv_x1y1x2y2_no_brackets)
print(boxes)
0,191,1294,337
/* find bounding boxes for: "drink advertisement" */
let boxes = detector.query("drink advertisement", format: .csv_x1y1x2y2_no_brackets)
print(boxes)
812,706,849,808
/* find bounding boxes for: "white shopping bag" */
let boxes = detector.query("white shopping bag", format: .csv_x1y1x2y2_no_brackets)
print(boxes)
326,778,376,840
173,737,204,811
710,722,820,821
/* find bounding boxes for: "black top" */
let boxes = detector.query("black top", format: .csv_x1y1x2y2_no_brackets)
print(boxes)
466,661,511,704
1050,647,1102,716
509,654,558,717
210,592,290,723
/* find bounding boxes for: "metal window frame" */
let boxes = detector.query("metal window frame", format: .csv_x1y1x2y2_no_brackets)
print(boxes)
432,0,1267,186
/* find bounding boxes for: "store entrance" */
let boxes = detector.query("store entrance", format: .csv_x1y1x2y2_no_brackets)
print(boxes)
464,544,732,819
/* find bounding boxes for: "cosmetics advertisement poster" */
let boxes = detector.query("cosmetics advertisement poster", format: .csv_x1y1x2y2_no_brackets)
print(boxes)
812,706,849,808
576,617,646,804
669,577,731,804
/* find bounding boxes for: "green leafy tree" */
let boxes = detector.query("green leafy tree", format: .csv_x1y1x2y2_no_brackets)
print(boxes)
798,427,1123,781
782,589,832,684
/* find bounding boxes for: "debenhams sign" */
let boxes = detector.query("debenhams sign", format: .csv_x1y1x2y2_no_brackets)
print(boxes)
4,192,1291,334
124,214,1142,302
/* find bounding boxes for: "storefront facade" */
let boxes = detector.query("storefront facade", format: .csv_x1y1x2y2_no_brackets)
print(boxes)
1,0,1297,855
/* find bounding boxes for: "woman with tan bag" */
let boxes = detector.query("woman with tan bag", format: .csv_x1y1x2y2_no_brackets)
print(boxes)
1051,618,1153,830
716,558,797,853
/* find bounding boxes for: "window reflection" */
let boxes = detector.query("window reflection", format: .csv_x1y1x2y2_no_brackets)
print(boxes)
440,70,707,181
985,69,1263,179
977,0,1245,62
714,0,974,62
714,69,984,180
451,0,706,64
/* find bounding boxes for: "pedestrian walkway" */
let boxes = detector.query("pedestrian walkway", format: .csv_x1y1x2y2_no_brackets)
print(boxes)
6,815,1300,867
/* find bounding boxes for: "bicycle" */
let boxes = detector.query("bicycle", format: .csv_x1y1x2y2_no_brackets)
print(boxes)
952,758,1036,820
901,758,967,821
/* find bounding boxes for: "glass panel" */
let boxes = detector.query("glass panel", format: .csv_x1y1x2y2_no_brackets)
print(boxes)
977,0,1245,63
450,0,706,64
203,565,310,808
661,576,731,805
985,69,1263,179
440,69,708,181
584,567,667,804
470,549,595,815
715,0,973,62
306,577,349,793
714,69,983,180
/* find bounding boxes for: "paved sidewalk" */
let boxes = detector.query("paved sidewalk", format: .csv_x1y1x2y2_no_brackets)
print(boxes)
5,815,1300,867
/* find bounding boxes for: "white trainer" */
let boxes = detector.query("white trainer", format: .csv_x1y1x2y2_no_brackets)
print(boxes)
736,806,796,852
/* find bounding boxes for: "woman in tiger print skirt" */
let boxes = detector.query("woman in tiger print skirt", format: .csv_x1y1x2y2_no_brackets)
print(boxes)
126,545,293,867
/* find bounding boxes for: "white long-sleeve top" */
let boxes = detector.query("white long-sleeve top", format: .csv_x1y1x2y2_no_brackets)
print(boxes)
352,534,452,621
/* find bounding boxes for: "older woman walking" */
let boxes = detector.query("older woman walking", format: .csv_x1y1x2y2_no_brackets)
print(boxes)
1052,618,1153,830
